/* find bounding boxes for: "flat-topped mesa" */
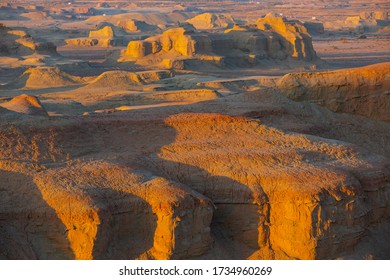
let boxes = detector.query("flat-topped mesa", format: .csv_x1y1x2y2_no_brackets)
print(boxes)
121,17,318,68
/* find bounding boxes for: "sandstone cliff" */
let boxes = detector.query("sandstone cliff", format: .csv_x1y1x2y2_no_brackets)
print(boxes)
276,62,390,122
0,107,388,259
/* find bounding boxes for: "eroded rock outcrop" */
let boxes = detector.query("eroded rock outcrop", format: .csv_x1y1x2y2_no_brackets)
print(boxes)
116,19,157,33
84,70,173,90
186,13,236,30
0,94,48,116
5,66,84,89
0,168,73,259
255,14,317,60
324,13,389,33
120,16,318,68
276,62,390,122
65,23,125,47
0,107,389,260
147,113,390,259
34,162,213,260
0,25,57,56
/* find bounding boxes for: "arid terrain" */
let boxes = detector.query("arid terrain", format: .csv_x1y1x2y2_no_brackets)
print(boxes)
0,0,389,260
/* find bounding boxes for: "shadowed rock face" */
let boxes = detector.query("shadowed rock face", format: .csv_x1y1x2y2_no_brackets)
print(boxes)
0,170,74,259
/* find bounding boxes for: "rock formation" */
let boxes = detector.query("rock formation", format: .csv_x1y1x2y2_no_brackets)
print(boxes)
0,109,388,259
255,14,317,60
6,67,84,89
120,16,318,68
0,2,389,262
186,13,236,29
0,25,57,56
65,23,126,47
360,11,389,21
84,70,173,90
276,62,390,122
116,19,157,33
34,162,213,259
324,13,389,33
0,94,48,116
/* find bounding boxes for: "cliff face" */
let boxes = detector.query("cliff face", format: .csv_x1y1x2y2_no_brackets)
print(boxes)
276,62,390,122
121,16,318,66
149,114,390,259
34,163,213,260
1,109,388,260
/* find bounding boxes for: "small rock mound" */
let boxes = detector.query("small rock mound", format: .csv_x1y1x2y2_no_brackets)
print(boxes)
85,70,173,89
186,13,235,29
0,94,48,116
14,67,83,89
